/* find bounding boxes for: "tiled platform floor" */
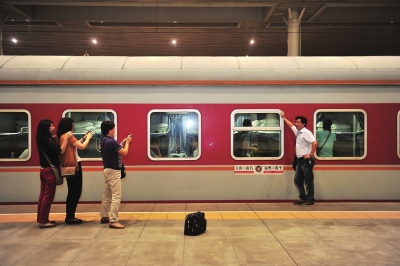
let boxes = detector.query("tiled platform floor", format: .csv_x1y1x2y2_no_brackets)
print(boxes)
1,202,400,266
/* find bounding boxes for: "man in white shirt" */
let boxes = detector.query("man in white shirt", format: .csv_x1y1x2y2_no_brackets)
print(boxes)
281,111,317,206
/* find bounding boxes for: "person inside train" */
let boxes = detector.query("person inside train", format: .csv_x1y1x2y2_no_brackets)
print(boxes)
234,119,258,157
316,119,336,157
280,111,317,206
36,119,72,228
192,136,199,157
150,137,162,158
57,118,93,224
99,121,132,229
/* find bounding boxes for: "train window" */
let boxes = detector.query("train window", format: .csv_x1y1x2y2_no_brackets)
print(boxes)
398,111,400,159
314,110,366,160
62,110,116,161
231,110,283,160
0,110,31,161
148,110,200,160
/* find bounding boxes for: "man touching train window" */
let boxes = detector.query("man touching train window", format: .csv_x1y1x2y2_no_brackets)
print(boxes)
281,111,317,206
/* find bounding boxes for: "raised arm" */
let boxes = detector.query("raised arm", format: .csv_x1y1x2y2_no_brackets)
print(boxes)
118,135,132,156
73,131,93,150
280,111,294,128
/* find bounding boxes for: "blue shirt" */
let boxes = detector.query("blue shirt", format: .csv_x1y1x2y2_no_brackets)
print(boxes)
100,136,122,170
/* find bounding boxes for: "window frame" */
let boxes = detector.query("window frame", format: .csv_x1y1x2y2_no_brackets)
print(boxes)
62,109,117,161
147,109,201,161
397,111,400,159
0,109,31,161
313,109,367,160
231,109,284,160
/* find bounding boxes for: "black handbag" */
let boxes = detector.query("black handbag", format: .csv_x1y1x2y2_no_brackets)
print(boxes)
184,211,207,236
42,151,63,186
121,164,126,179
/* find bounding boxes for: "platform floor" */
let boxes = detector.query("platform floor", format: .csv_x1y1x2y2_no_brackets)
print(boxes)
1,202,400,266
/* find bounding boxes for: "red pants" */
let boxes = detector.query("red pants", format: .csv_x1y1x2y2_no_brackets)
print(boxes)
37,167,56,223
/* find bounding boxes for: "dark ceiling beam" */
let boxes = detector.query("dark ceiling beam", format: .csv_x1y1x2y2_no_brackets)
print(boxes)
307,3,400,23
263,4,278,23
307,4,328,22
26,6,265,23
4,1,288,7
3,2,33,20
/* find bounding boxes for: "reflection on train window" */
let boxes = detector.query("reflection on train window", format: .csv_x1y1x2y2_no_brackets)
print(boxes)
63,110,116,160
0,110,31,161
314,110,366,160
231,110,283,160
148,110,200,160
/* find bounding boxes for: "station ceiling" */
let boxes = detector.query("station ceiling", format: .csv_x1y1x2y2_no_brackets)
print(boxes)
1,0,399,56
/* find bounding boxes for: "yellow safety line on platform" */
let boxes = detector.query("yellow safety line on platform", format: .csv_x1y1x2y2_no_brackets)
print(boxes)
1,211,400,223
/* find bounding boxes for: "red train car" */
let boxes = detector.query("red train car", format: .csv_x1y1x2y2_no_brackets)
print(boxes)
0,56,399,202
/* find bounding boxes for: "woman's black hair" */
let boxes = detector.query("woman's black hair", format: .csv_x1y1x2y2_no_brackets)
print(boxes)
323,119,333,132
36,119,53,152
57,117,74,138
243,119,252,127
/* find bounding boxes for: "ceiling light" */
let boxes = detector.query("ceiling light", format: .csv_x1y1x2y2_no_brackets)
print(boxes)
250,40,255,45
92,39,97,44
172,40,176,45
12,38,17,44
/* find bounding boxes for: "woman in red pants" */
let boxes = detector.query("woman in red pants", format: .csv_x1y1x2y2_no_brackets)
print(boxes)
36,119,71,228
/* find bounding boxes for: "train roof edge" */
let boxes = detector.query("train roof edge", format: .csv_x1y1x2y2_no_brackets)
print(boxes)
0,56,399,85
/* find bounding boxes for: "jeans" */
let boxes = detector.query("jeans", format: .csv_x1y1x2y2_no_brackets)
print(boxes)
65,162,82,219
294,158,315,203
100,168,122,223
37,167,56,223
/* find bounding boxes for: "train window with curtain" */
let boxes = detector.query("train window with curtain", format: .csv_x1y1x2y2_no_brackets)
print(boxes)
148,110,200,160
314,110,366,160
398,111,400,159
62,110,116,161
231,109,283,160
0,109,31,161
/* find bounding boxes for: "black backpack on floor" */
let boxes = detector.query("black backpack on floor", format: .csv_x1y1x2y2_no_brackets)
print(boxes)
184,211,207,236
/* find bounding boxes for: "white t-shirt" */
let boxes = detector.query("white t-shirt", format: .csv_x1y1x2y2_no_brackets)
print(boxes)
291,126,316,158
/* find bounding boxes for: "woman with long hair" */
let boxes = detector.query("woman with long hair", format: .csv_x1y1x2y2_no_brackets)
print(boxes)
36,119,71,228
57,117,93,224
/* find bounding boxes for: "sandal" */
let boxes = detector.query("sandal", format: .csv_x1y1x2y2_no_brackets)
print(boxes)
39,222,57,229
